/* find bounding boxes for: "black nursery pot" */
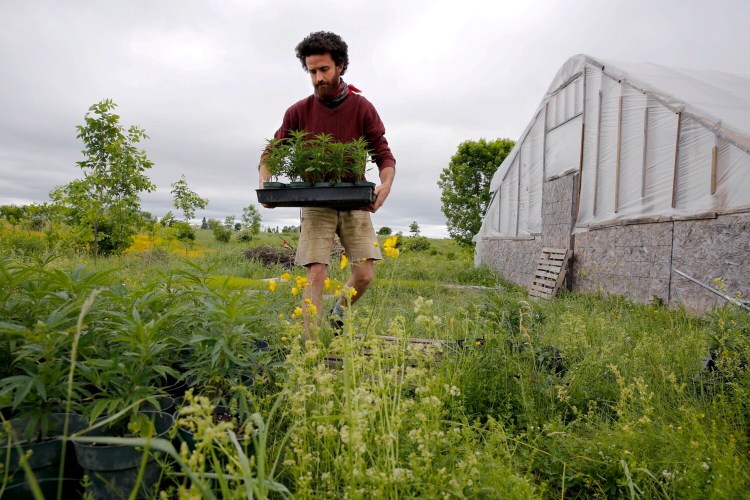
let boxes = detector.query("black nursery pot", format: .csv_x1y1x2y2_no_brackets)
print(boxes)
0,413,86,499
140,395,177,415
72,411,174,500
177,405,253,456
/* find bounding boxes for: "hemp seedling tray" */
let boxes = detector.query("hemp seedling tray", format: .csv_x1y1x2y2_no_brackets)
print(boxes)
256,184,375,209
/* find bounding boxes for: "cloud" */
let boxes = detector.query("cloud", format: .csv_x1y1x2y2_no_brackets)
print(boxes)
2,0,750,238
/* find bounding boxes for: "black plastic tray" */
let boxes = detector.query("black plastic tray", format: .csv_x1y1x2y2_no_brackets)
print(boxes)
256,185,375,208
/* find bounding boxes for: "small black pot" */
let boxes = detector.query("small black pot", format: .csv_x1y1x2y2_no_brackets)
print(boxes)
72,411,174,500
0,413,86,499
140,395,176,415
254,338,270,352
176,405,252,454
289,181,313,188
163,376,189,398
263,181,287,189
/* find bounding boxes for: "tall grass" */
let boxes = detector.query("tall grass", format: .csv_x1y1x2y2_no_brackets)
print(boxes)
1,230,749,497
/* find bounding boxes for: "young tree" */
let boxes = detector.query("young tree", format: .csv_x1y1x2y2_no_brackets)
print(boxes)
170,176,207,254
377,226,392,236
170,175,209,222
409,221,420,237
241,204,262,236
160,211,176,228
51,99,156,260
224,215,236,230
438,138,515,246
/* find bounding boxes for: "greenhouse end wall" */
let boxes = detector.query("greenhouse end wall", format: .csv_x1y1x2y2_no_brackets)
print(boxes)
478,175,575,288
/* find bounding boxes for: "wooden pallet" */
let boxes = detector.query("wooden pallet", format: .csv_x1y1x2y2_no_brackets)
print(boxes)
528,247,571,300
324,336,444,369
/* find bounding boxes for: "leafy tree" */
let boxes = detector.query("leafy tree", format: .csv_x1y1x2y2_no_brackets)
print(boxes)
409,221,420,237
438,138,515,246
241,204,262,236
377,226,392,236
171,175,208,222
51,99,156,259
0,204,26,226
213,224,231,243
234,222,242,231
160,211,176,228
224,215,236,230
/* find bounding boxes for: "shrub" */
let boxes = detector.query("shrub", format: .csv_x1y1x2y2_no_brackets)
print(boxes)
213,224,232,243
404,236,432,252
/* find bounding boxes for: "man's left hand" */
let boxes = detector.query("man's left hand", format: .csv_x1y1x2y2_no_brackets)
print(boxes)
367,183,391,213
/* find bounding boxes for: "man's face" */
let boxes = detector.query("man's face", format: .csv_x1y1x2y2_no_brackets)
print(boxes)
305,53,343,99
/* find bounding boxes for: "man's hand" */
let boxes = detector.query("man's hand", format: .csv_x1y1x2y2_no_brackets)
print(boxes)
367,182,391,213
258,164,275,209
367,167,395,213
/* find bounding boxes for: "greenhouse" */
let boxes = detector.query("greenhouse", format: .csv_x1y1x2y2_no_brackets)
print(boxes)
476,54,750,312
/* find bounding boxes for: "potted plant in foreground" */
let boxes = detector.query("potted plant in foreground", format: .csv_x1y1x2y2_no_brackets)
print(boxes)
257,130,376,208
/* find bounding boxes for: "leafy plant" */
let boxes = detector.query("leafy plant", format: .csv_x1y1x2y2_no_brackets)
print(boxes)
263,130,371,184
50,99,156,260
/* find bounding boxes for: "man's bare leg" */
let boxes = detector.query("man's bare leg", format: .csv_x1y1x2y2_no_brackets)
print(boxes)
336,259,374,308
303,262,327,339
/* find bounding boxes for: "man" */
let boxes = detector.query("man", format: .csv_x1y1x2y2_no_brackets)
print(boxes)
258,31,396,337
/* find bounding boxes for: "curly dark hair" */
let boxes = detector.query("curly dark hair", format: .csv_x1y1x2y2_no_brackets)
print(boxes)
295,31,349,75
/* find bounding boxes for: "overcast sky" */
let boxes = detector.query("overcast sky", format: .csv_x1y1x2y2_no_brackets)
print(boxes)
2,0,749,237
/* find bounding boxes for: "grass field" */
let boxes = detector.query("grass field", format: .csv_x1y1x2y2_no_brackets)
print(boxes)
1,225,749,498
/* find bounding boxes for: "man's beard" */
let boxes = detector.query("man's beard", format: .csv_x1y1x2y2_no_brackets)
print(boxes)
316,76,341,99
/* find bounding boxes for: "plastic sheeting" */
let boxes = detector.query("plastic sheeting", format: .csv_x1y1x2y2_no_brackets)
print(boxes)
476,54,750,260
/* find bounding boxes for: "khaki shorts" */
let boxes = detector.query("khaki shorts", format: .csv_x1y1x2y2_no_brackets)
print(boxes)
296,207,382,266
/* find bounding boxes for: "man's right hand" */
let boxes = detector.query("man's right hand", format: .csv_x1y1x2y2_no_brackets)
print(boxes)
259,177,275,209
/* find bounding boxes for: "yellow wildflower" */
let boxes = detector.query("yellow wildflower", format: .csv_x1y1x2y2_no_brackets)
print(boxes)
373,241,379,247
277,313,284,320
334,288,342,297
383,236,400,258
281,336,288,342
340,254,348,269
324,277,331,289
292,307,303,318
281,273,290,282
304,298,313,305
307,303,318,316
291,287,299,297
267,280,277,292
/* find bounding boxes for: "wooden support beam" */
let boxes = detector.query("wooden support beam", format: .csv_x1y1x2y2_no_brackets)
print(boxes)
710,145,718,195
593,90,603,217
614,94,623,213
641,104,649,199
671,112,682,209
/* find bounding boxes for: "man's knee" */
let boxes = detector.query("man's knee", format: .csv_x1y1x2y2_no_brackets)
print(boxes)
352,261,374,287
306,263,328,286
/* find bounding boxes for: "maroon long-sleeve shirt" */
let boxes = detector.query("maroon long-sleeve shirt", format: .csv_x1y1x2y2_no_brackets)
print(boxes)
272,93,396,181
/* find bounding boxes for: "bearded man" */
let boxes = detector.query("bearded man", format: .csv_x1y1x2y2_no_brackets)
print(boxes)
259,31,396,337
